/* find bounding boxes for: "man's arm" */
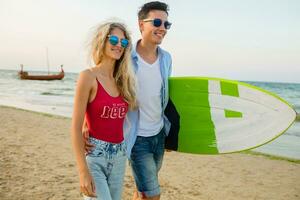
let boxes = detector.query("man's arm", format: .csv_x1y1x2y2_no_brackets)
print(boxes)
82,117,95,154
168,53,172,77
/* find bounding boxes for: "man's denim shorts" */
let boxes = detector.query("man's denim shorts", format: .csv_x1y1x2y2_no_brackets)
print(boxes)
130,129,165,198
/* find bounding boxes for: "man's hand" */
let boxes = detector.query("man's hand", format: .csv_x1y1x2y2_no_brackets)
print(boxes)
82,122,95,154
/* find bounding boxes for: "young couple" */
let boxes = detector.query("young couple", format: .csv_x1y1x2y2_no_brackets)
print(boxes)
71,2,172,200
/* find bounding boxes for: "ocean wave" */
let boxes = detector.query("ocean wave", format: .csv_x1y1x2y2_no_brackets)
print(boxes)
285,131,300,137
40,92,74,97
56,88,73,91
41,92,62,96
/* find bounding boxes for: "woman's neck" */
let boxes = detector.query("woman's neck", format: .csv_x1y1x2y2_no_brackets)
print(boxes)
96,58,116,78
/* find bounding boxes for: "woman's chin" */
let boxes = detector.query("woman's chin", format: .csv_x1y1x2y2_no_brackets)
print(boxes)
108,54,122,61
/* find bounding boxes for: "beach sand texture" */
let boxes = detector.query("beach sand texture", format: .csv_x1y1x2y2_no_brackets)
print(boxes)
1,106,300,200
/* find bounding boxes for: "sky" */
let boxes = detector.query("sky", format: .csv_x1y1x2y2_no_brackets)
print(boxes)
0,0,299,83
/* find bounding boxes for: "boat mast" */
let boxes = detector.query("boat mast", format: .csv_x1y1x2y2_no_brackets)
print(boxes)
46,47,50,74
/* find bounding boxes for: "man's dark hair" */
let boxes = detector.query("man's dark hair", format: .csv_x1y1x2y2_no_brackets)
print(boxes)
138,1,169,20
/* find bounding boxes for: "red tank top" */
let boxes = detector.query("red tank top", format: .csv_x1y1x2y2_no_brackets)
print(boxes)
85,79,128,143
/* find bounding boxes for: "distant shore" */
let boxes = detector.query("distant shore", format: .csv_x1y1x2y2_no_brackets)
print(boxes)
1,105,300,200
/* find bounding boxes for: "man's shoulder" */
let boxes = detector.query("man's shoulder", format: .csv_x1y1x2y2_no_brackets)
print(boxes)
159,47,171,58
159,47,172,66
158,47,172,76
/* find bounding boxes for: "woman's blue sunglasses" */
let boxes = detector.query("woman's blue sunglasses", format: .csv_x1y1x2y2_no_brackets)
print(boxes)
143,18,172,30
107,35,129,48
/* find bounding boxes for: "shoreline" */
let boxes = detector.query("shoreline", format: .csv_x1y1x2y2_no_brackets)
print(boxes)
243,151,300,164
1,105,299,200
1,104,299,162
0,105,70,119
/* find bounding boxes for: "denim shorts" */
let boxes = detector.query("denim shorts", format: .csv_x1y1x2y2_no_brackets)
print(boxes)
130,129,165,198
84,137,127,200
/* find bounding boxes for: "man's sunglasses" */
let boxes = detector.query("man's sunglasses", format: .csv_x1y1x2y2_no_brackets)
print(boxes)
107,35,129,48
143,18,172,30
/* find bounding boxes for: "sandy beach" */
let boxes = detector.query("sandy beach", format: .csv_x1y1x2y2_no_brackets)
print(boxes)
1,105,300,200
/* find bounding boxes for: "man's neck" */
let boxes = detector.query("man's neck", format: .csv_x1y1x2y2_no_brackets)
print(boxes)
137,39,158,57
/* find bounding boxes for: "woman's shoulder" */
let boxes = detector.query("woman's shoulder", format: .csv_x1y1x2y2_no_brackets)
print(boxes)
79,68,95,78
77,68,96,85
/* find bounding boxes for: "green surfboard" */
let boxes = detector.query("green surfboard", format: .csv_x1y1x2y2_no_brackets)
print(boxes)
165,77,297,154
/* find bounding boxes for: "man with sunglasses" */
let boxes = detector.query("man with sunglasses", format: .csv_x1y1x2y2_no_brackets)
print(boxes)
126,1,173,200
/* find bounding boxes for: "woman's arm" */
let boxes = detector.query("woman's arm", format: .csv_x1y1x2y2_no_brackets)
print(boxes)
71,70,96,197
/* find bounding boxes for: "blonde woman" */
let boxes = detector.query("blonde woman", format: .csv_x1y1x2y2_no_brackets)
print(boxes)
71,22,136,200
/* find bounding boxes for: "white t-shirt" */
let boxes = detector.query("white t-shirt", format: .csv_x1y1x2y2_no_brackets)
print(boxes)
136,53,164,137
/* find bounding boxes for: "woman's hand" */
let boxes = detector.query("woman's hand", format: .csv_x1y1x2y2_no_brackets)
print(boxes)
79,170,97,198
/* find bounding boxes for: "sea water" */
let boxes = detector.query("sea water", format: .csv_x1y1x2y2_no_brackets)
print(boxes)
0,69,299,159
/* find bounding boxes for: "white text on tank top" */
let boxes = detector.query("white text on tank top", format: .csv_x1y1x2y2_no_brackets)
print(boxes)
136,53,163,137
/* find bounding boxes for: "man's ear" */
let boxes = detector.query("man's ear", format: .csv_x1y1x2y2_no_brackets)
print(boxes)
138,20,143,33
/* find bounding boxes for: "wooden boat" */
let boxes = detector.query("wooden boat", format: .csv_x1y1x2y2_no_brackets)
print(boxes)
18,64,64,80
18,48,64,80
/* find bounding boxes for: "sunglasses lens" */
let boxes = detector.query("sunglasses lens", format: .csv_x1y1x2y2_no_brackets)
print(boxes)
109,36,118,46
153,19,162,27
151,18,171,29
121,39,129,48
164,21,172,29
